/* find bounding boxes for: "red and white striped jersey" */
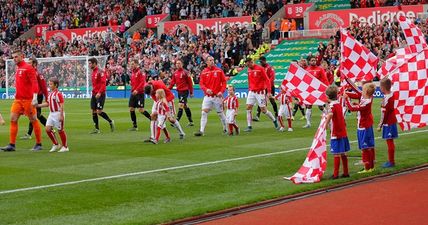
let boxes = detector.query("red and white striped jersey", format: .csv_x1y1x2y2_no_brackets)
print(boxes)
224,95,239,110
48,90,64,112
275,92,291,105
154,101,170,115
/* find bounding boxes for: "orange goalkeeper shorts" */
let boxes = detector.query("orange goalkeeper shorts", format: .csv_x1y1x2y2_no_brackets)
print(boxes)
10,99,36,117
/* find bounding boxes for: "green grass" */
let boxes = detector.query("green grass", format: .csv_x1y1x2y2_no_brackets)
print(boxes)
0,98,427,225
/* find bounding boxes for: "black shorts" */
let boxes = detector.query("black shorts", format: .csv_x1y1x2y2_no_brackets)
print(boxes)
128,93,145,108
177,90,190,104
91,94,106,110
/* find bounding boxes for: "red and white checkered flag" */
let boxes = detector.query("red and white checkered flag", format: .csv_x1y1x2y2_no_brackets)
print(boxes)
390,49,428,131
285,115,328,184
284,63,328,106
399,15,427,54
340,28,379,82
377,47,416,79
378,16,427,79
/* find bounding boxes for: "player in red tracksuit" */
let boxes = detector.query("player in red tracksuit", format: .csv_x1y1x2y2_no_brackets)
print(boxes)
21,57,49,140
89,57,115,134
244,58,278,132
344,82,376,173
168,60,194,126
1,49,42,151
254,56,278,121
128,58,151,131
303,56,330,128
325,85,350,179
377,78,398,168
144,80,185,142
194,56,227,136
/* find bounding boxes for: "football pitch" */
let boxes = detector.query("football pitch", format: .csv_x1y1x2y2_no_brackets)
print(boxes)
0,98,427,225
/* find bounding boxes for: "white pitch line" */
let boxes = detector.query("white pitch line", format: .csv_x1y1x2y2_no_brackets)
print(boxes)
1,129,427,195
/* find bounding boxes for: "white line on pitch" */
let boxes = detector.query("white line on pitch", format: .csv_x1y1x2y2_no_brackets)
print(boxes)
0,129,427,195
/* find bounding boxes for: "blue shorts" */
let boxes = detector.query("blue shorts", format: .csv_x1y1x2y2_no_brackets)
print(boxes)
330,137,350,154
382,124,398,139
357,127,375,150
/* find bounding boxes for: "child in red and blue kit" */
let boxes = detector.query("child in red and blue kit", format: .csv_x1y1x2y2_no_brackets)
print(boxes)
325,86,350,179
377,78,398,168
276,85,293,132
223,85,239,135
344,82,376,173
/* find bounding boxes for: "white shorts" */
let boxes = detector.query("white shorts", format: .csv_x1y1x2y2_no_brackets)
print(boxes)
46,112,64,130
156,114,167,129
279,103,292,119
246,91,267,107
202,96,223,113
152,100,176,116
225,109,237,124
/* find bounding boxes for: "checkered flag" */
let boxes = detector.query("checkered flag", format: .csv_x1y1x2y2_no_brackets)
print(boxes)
378,47,417,79
390,49,428,131
340,28,379,82
284,63,328,106
378,16,427,79
399,15,427,54
285,115,328,184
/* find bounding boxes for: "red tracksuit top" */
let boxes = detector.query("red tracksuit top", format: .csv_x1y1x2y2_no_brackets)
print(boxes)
169,68,194,95
199,66,226,96
91,67,107,95
248,64,270,92
149,80,175,102
130,68,147,94
307,65,329,86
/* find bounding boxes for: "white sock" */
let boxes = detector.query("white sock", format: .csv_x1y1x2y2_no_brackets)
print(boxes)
246,110,252,127
150,120,156,139
306,108,312,125
217,112,227,131
174,120,185,135
263,110,275,121
200,111,208,133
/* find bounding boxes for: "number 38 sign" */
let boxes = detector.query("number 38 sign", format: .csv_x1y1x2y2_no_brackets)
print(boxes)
285,3,313,18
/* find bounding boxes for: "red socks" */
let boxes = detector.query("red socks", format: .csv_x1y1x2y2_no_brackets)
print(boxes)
362,150,370,170
163,128,170,139
386,139,395,164
156,127,161,141
228,124,233,135
333,156,340,177
46,130,59,145
287,118,292,128
278,116,285,128
58,130,67,147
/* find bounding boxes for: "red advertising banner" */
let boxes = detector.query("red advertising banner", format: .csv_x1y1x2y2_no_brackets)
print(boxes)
146,14,168,28
285,3,313,18
35,24,50,37
44,26,120,42
163,16,252,36
308,5,424,29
